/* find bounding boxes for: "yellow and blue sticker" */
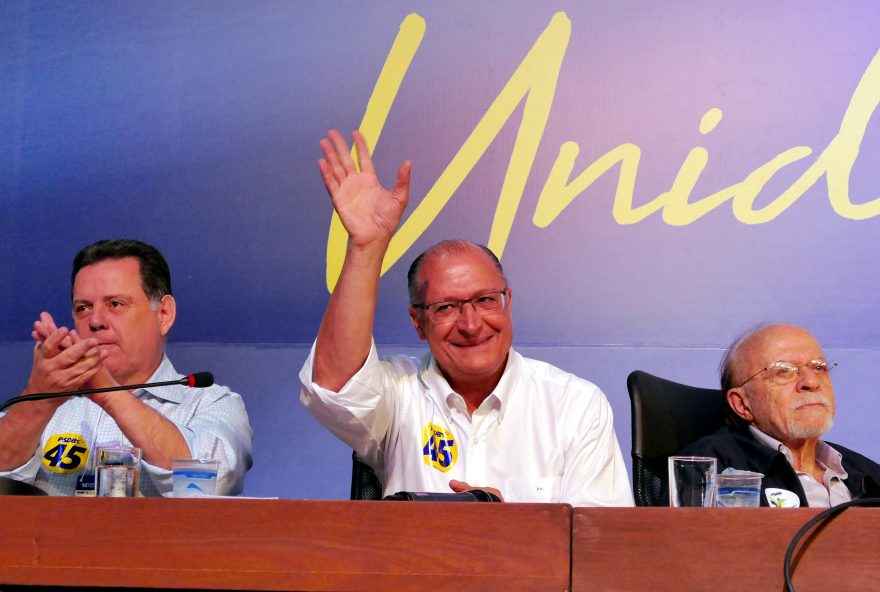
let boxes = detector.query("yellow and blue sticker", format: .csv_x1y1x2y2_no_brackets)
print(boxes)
42,433,89,474
421,423,458,472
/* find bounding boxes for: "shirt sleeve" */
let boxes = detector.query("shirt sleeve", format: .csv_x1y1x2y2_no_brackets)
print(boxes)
299,339,398,471
0,404,41,482
0,446,42,484
142,387,254,497
560,380,635,507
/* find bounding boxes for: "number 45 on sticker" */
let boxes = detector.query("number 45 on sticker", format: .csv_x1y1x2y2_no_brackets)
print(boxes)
42,434,89,474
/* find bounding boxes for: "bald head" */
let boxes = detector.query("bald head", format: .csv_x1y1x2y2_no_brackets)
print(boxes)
721,324,821,391
721,323,835,442
407,240,505,305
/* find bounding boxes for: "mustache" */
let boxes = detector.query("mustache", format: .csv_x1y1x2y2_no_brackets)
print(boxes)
792,395,831,410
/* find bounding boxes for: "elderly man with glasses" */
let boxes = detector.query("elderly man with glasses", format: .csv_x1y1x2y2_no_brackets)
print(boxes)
678,323,880,507
299,130,632,506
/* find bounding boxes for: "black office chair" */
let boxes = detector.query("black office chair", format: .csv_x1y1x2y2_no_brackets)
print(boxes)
350,451,384,500
627,370,727,506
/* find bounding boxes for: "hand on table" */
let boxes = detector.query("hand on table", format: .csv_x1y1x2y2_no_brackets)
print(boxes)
449,479,504,502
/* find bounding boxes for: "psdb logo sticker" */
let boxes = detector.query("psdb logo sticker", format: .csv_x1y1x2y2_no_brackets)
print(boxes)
422,423,457,472
42,433,89,474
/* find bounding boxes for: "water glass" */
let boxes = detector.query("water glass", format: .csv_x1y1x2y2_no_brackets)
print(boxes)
96,445,141,497
668,456,716,507
716,471,763,507
172,458,220,497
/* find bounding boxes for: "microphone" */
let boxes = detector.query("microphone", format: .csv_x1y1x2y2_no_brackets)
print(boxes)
0,372,214,413
184,372,215,388
384,489,502,502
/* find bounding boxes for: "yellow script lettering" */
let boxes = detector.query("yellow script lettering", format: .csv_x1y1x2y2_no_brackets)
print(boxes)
326,12,571,291
325,14,426,291
535,50,880,227
328,20,880,291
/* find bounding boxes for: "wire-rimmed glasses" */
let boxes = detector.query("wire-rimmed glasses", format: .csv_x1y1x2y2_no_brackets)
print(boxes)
413,288,510,325
739,359,837,388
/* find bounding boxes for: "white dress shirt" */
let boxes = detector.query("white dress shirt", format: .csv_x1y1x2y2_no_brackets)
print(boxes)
300,341,633,506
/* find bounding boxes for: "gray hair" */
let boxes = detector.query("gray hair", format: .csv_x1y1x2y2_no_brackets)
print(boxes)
718,323,774,427
406,240,505,304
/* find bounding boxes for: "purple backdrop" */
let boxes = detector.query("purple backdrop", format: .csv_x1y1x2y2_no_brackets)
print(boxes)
2,1,879,497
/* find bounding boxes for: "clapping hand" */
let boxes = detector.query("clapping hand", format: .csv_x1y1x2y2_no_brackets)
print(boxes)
26,312,105,395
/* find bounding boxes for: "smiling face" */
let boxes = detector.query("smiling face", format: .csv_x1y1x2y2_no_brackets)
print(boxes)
727,325,835,446
409,245,513,397
72,257,175,385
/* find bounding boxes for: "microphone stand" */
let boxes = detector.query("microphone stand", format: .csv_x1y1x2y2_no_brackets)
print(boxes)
0,375,210,413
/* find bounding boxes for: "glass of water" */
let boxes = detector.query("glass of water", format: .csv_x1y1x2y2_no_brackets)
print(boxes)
668,456,717,507
96,445,141,497
172,458,220,497
715,470,763,507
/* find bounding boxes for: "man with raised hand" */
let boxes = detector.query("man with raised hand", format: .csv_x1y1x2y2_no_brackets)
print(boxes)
300,130,632,506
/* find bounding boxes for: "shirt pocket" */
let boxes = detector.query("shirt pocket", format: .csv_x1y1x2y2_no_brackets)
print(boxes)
503,476,561,503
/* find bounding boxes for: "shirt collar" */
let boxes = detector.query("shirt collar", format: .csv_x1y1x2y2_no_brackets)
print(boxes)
814,441,848,480
748,425,848,480
132,354,187,403
749,425,785,455
419,347,520,420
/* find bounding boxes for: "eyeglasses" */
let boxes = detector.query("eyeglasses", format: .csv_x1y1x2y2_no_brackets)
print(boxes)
739,358,837,388
413,288,509,325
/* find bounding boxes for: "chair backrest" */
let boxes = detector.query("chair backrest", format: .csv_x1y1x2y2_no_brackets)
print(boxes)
627,370,727,506
350,451,384,500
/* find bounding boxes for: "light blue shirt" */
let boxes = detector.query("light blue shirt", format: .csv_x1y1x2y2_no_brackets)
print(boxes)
1,355,253,496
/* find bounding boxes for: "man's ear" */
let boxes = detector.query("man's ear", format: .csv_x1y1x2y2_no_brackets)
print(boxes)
409,306,427,341
157,294,176,337
727,388,753,422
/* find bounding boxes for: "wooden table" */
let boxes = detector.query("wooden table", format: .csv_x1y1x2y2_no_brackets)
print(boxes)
0,497,571,591
572,507,880,592
4,499,878,591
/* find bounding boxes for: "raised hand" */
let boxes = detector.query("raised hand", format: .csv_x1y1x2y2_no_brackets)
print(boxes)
31,311,116,392
25,325,105,395
318,129,412,247
31,312,74,353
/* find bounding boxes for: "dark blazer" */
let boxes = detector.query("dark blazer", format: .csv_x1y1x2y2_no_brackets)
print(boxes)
673,425,880,507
